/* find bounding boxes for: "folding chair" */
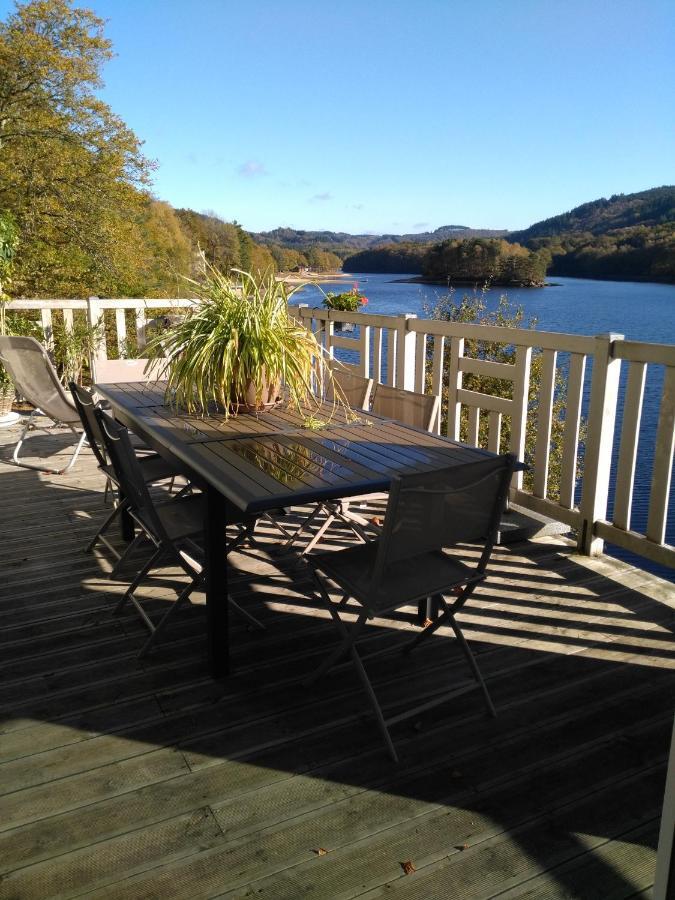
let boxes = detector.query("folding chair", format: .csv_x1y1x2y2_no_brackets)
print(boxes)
0,336,86,474
96,409,262,657
325,360,373,411
298,383,441,554
306,453,517,762
69,382,184,563
278,361,373,552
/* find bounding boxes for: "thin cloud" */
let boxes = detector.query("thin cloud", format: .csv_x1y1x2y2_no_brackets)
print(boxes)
309,192,332,203
238,160,268,178
413,222,429,229
352,203,364,210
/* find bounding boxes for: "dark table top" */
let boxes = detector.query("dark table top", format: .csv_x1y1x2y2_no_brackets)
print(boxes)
96,381,496,514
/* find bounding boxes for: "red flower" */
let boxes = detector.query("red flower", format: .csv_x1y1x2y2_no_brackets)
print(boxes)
360,297,368,305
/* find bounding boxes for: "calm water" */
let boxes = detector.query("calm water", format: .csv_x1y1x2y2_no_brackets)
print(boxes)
297,274,675,576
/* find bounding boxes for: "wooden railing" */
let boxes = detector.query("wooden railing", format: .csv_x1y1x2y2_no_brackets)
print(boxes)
6,296,674,568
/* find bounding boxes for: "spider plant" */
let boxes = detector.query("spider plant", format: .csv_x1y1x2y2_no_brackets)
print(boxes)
146,263,331,417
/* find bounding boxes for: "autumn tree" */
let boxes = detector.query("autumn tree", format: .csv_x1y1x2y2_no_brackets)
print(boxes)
0,0,155,296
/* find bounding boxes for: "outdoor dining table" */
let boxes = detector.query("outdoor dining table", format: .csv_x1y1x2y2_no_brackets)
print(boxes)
96,380,500,678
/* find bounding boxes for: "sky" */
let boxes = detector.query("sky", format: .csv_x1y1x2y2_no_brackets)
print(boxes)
3,0,674,234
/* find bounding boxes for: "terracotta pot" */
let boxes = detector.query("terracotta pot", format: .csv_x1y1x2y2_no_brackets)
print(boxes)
230,375,282,414
0,385,14,417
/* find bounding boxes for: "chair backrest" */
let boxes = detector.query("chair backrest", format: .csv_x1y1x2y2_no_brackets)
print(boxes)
326,361,373,410
95,408,167,543
0,335,79,426
371,383,440,432
371,454,516,601
94,358,164,383
69,382,107,468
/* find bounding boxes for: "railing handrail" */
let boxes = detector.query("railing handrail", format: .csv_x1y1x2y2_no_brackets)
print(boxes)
5,296,674,569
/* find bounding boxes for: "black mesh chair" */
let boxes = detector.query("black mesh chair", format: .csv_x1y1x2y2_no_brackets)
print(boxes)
69,382,183,564
95,409,262,657
305,453,517,762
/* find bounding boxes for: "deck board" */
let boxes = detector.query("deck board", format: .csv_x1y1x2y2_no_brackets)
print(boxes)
0,416,673,899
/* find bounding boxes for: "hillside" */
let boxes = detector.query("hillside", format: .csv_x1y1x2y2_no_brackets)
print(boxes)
508,186,675,242
253,224,507,253
506,187,675,284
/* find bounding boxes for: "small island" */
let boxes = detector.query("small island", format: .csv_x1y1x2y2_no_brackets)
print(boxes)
343,238,549,287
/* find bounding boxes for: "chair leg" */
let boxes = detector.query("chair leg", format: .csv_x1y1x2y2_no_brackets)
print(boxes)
449,619,496,717
11,413,86,475
108,531,146,579
59,430,87,474
281,503,326,551
350,645,399,763
85,502,124,558
228,595,266,631
301,511,337,555
138,573,200,657
114,546,164,615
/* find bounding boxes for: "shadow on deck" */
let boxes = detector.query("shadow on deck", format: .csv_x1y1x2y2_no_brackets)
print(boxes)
0,418,673,899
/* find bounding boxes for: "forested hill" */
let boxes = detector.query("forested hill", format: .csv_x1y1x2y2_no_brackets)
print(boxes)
508,187,675,284
253,224,507,253
508,186,675,242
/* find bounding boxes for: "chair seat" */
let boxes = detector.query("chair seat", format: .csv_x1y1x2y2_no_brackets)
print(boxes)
311,542,474,611
102,453,176,485
150,494,255,543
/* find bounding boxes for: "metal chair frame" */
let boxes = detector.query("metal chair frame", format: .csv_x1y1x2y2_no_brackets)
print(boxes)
69,382,182,565
305,454,517,762
96,409,262,657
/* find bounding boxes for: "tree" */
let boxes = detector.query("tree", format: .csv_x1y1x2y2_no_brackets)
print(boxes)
0,0,154,296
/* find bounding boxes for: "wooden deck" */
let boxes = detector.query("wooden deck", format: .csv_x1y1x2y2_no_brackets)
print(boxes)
0,417,673,900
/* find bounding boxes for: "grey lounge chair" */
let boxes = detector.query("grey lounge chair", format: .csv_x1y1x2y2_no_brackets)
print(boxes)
96,409,263,657
0,335,86,474
306,453,517,762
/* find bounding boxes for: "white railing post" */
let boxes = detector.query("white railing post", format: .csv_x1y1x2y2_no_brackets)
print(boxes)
510,345,533,491
396,313,417,391
87,296,105,384
447,336,465,441
578,332,624,556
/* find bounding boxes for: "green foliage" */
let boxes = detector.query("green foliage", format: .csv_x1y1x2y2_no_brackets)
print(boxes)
428,290,578,499
342,243,426,273
146,263,331,418
0,0,158,297
423,238,548,286
509,186,675,242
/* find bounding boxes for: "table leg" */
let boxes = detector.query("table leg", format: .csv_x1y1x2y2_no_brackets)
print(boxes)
205,486,229,677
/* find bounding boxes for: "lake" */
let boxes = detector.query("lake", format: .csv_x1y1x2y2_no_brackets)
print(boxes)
296,274,675,577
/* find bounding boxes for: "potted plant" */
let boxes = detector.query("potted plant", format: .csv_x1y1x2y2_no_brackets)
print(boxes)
147,263,332,418
322,283,368,331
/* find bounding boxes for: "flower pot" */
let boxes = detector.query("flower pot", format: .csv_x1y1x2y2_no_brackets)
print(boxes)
0,384,14,417
230,375,282,415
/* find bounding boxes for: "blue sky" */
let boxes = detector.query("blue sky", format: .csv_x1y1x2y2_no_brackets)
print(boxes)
3,0,674,233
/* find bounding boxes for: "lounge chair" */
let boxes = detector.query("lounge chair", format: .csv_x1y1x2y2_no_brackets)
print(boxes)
0,336,86,474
